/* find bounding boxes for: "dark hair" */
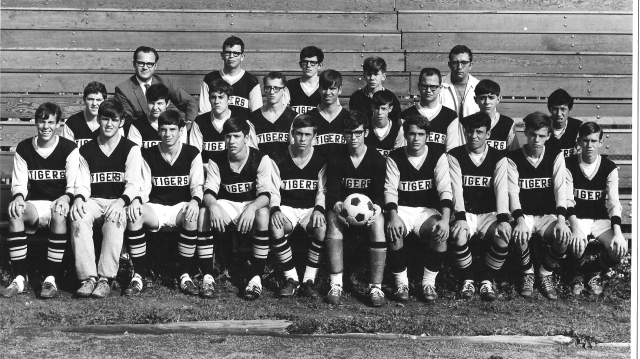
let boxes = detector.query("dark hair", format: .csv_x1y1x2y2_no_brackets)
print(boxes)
98,99,125,120
133,46,159,62
547,88,574,110
146,83,170,103
419,68,442,84
475,79,501,96
35,102,62,123
463,113,491,132
208,79,233,97
449,45,473,62
222,36,245,53
343,110,370,131
372,89,394,107
523,111,552,133
319,69,342,89
300,46,324,63
263,71,287,87
578,121,604,140
223,116,250,135
158,109,185,128
402,113,430,134
291,113,317,134
83,81,107,100
363,56,387,74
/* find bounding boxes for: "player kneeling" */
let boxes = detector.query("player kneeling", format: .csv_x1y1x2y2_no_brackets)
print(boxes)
565,122,627,295
124,110,204,297
447,113,511,301
269,114,328,298
385,114,453,303
199,117,275,300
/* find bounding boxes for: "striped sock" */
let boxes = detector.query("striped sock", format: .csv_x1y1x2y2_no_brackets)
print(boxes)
252,230,270,277
583,249,620,276
451,243,473,281
517,247,534,275
126,229,147,277
197,231,215,276
483,242,509,283
303,237,324,282
46,232,67,278
178,229,197,276
7,231,28,277
271,236,295,274
539,246,566,277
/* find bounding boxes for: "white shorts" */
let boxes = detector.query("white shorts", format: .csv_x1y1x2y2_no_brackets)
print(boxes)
217,199,254,225
576,218,611,239
26,200,53,234
397,206,441,237
464,212,498,238
280,206,314,235
522,214,557,236
146,202,186,231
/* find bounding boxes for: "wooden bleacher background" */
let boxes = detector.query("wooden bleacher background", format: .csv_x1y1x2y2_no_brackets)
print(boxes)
0,0,633,231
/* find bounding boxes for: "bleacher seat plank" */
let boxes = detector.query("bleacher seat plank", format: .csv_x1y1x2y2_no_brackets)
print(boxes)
2,10,398,32
402,33,632,53
1,153,15,179
513,129,631,157
497,100,632,121
397,13,632,33
2,30,402,52
395,0,632,11
405,53,632,75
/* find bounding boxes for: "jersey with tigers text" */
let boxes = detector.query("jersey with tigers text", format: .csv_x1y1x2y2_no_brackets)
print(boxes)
548,117,583,158
401,105,458,152
143,144,201,205
274,149,327,209
192,110,236,163
207,147,270,203
201,71,259,118
307,107,349,158
508,146,561,216
566,155,617,220
365,119,403,157
64,111,99,147
131,115,162,148
79,138,137,200
388,144,443,208
287,78,320,114
252,107,297,164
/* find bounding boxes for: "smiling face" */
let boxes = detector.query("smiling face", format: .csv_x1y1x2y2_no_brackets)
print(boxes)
147,98,168,121
84,93,104,117
320,83,341,106
133,51,156,82
158,124,182,147
225,131,247,156
98,114,122,139
36,114,59,142
220,44,244,71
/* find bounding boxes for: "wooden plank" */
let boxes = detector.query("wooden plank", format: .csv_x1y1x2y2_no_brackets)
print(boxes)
402,33,632,53
513,129,631,156
0,122,64,148
405,52,632,75
2,10,397,32
397,13,632,33
1,30,402,52
1,50,406,72
1,154,13,179
46,320,292,335
498,100,632,120
1,96,89,120
395,0,632,11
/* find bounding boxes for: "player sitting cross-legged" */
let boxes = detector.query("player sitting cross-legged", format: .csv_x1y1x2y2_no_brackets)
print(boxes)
124,110,205,297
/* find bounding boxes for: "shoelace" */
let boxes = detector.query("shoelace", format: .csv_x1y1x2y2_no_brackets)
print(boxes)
480,283,494,294
246,284,262,294
395,285,409,294
523,275,534,287
329,285,343,296
202,282,214,291
462,281,475,292
540,277,554,291
370,287,384,298
423,285,436,294
587,276,601,288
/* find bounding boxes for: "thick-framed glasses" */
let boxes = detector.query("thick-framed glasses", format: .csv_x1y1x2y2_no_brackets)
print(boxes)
264,86,285,93
418,83,441,92
449,60,471,68
344,130,365,138
135,61,156,68
222,51,243,58
299,60,319,67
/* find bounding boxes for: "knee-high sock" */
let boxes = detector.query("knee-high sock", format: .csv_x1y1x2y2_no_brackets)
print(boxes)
177,229,197,276
46,232,68,278
515,246,534,274
539,245,566,277
303,237,325,283
126,229,147,277
483,242,509,283
325,238,343,275
583,248,620,276
569,253,588,273
7,231,28,278
451,243,473,281
252,230,270,277
271,235,295,273
369,242,387,286
197,231,215,276
423,249,445,287
387,246,407,274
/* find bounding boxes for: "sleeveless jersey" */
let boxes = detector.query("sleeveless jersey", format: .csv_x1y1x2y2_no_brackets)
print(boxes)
65,111,99,147
143,144,200,205
548,117,583,158
132,115,162,148
192,109,237,163
251,107,297,164
15,137,77,201
286,78,320,114
274,149,327,209
448,145,504,214
388,144,443,208
80,138,137,199
202,71,259,118
211,147,267,202
307,107,349,158
401,105,457,152
365,119,402,157
462,113,514,152
507,146,561,216
566,155,617,220
348,88,402,121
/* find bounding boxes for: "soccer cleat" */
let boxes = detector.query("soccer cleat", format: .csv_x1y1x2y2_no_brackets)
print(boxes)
421,284,438,303
200,282,215,299
124,278,144,296
519,274,535,298
91,278,111,299
394,284,409,302
539,275,557,300
460,280,476,300
76,278,96,298
279,278,300,298
369,286,385,307
302,280,320,299
180,279,199,296
243,283,262,301
39,281,58,299
326,284,343,305
570,276,585,296
1,277,28,298
586,275,603,296
479,282,497,302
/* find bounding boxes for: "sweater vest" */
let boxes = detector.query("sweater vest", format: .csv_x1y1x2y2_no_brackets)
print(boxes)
566,155,617,220
65,111,99,147
307,108,348,158
143,144,200,205
548,117,583,158
388,144,442,208
275,149,327,209
251,107,297,164
193,109,237,163
365,119,402,157
507,146,560,216
203,71,259,118
132,116,162,148
286,78,320,114
211,147,267,202
80,138,137,199
401,105,457,152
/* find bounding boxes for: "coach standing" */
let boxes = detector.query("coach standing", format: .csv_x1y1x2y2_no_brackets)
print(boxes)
439,45,480,120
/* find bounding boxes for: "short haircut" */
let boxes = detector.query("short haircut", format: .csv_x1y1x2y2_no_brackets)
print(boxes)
449,45,473,62
523,111,552,133
291,113,318,134
263,71,287,87
463,113,491,132
300,46,324,63
133,46,159,62
363,56,387,74
35,102,62,123
223,116,250,135
578,121,604,140
83,81,107,100
146,83,170,103
209,79,233,97
475,79,501,96
98,99,125,120
343,110,369,131
158,109,185,128
222,36,244,53
372,89,394,108
402,113,431,134
319,69,342,89
547,88,574,110
419,68,442,84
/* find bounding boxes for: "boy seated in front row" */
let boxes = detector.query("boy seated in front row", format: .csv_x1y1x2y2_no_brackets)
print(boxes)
199,117,275,300
506,112,571,301
364,89,405,157
70,100,142,299
3,103,79,299
348,56,401,121
124,110,205,297
565,122,627,296
269,114,328,298
447,113,511,302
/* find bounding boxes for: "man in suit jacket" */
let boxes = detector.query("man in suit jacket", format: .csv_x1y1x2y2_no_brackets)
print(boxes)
115,46,198,124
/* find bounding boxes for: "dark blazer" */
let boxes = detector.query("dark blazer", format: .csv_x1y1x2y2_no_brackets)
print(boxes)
115,74,198,123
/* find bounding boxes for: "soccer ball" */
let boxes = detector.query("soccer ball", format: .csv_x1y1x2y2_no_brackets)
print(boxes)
341,193,375,226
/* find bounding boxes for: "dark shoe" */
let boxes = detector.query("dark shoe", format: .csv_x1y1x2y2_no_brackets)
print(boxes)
124,277,143,296
279,278,300,298
180,278,199,296
460,280,476,300
519,274,535,298
326,284,343,305
421,284,437,303
200,282,215,299
243,283,262,300
302,280,320,299
369,286,385,308
40,280,58,299
479,282,497,302
394,284,409,302
586,274,603,296
91,278,111,299
570,275,585,296
1,276,28,298
539,275,558,300
76,278,96,298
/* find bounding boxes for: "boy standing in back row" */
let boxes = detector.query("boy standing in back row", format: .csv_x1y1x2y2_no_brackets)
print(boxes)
349,57,401,121
286,46,324,114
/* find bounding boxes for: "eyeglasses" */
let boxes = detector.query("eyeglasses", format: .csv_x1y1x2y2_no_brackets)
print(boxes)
299,60,319,67
418,83,441,92
449,60,471,67
264,86,285,93
222,51,243,58
344,130,365,138
135,61,156,68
